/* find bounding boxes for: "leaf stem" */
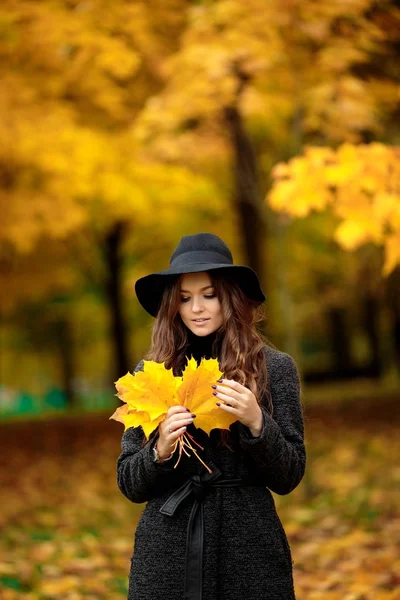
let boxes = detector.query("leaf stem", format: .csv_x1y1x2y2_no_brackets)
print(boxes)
185,431,205,450
171,433,212,473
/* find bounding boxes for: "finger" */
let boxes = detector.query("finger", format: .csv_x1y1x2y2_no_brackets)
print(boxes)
165,415,194,433
166,405,191,417
216,379,247,393
213,385,241,401
216,401,238,415
213,390,240,408
168,425,188,440
167,413,196,428
165,413,195,432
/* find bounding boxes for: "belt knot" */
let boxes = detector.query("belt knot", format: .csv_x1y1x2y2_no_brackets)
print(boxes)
191,474,211,502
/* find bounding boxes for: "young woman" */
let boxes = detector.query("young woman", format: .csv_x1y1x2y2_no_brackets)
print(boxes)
116,232,306,600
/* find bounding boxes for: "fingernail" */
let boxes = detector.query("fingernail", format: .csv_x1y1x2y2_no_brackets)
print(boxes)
191,413,196,418
186,408,190,412
213,392,218,396
217,379,223,383
216,402,221,406
211,385,217,389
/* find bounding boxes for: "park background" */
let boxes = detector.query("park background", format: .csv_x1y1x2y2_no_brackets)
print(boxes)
1,1,399,598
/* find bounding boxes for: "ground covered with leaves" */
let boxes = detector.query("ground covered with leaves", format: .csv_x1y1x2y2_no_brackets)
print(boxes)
0,394,399,600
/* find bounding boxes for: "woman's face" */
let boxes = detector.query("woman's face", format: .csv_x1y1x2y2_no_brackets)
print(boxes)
178,271,223,336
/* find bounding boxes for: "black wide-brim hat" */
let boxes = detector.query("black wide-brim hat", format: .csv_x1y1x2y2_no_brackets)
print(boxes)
135,232,266,317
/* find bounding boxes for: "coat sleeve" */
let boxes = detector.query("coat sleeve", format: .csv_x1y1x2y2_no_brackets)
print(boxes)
236,351,306,495
116,360,179,504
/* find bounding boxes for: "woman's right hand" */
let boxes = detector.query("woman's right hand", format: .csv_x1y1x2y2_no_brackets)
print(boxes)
156,406,196,459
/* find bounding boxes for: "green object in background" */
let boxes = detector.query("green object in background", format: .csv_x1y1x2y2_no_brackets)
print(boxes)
0,575,22,590
44,388,67,410
0,384,115,419
17,392,36,414
80,389,115,410
0,388,41,416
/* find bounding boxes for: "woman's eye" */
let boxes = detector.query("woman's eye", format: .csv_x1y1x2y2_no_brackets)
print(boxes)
180,294,215,302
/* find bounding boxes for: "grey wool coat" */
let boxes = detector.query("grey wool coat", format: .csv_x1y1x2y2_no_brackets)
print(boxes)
116,345,306,600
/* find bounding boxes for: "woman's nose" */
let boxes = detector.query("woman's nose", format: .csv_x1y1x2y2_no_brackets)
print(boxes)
191,297,204,312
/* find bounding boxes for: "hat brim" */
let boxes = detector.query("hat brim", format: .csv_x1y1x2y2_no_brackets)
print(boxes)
135,263,266,317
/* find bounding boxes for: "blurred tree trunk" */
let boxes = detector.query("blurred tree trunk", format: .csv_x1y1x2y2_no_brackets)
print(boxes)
361,293,382,376
104,222,130,380
53,317,76,407
327,307,352,375
224,104,266,285
275,216,299,359
224,103,269,339
14,302,78,407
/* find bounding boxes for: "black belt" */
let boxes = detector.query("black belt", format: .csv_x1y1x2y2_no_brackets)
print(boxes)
159,462,263,600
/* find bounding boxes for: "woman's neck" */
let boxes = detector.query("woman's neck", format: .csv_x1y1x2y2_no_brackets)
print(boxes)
186,329,219,364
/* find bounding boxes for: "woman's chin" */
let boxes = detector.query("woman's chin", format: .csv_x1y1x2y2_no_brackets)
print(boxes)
188,322,216,336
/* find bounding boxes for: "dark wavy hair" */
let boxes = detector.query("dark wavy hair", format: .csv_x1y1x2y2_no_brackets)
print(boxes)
143,270,272,448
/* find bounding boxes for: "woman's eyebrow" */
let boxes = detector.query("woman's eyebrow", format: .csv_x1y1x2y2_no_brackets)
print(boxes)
180,285,214,293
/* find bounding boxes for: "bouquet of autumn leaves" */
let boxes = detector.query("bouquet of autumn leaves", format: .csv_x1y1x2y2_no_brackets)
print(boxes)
110,358,236,473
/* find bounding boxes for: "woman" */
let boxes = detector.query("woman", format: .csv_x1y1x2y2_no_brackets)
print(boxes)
116,232,306,600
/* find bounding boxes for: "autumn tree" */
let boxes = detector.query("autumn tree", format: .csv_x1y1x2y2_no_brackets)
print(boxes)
0,0,223,392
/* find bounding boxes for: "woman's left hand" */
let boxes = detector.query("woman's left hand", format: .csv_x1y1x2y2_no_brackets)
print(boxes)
213,379,263,436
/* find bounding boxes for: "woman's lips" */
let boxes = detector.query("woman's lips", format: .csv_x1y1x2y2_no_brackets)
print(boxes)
192,318,210,325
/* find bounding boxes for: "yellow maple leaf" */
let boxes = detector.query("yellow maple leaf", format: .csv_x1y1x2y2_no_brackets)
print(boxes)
177,357,237,435
115,372,136,397
110,403,153,433
111,360,182,438
110,403,129,424
118,360,180,420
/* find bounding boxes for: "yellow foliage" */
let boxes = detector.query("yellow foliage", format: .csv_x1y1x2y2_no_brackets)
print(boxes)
1,0,225,310
267,143,400,274
111,358,237,472
134,0,400,160
112,357,237,436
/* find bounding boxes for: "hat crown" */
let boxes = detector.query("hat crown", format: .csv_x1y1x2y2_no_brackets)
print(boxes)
170,233,233,267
